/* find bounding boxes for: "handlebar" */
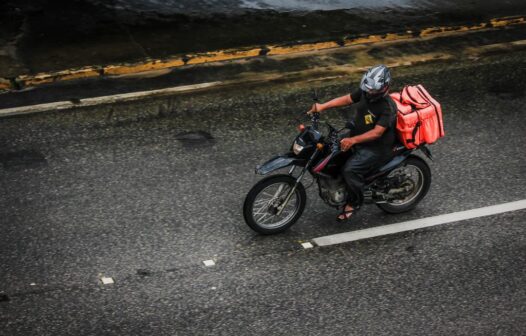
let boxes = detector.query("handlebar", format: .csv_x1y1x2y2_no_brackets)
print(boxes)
299,108,348,152
310,112,320,130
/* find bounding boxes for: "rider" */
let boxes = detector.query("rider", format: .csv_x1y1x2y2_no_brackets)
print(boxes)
307,64,397,221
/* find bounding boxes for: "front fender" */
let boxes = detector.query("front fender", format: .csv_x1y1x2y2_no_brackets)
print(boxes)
255,153,307,175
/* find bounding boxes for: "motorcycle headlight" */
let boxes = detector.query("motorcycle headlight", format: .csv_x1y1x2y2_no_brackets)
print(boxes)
293,142,304,155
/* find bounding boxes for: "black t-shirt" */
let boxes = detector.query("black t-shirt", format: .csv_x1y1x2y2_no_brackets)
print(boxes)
350,89,397,152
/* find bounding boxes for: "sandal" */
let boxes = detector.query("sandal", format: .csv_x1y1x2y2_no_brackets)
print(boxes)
336,206,354,222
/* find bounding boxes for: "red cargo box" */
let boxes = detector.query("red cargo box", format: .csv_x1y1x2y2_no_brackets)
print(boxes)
390,85,444,149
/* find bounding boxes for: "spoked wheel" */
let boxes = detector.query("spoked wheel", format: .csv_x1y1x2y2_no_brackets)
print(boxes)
377,157,431,214
243,174,306,234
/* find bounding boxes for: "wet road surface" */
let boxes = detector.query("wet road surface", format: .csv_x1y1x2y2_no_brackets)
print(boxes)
1,51,525,334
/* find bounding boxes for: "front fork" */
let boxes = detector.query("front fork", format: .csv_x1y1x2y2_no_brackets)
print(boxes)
276,148,320,215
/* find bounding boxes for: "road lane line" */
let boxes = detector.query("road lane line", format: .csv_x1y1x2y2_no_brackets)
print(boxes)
203,260,216,267
100,277,115,285
0,81,222,117
312,200,526,247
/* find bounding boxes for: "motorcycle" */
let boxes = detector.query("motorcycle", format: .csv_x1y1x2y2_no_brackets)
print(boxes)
243,106,433,235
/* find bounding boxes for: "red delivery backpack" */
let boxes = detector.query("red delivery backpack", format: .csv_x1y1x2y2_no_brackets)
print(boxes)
390,85,445,149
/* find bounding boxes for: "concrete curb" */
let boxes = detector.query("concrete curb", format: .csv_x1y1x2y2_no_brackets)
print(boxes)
0,53,452,117
2,36,526,117
0,15,524,92
0,50,493,117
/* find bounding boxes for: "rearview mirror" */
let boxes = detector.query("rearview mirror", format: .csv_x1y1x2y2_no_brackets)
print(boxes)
311,88,319,102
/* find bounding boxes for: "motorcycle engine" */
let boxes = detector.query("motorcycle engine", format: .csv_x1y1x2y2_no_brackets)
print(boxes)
317,176,348,207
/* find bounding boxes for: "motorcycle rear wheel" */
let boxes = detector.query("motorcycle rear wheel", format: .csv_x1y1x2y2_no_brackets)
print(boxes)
243,174,306,234
376,157,431,214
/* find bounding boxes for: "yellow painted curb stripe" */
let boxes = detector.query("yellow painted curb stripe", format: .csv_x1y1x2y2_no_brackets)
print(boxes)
0,79,10,91
491,16,525,27
18,68,102,86
345,32,413,46
268,41,341,56
2,15,525,91
103,58,186,75
185,48,262,65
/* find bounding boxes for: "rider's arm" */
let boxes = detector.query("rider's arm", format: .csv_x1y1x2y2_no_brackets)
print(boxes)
351,125,386,143
341,125,386,151
310,94,353,113
319,94,353,111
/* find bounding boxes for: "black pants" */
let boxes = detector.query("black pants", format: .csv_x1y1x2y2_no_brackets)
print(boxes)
342,146,391,207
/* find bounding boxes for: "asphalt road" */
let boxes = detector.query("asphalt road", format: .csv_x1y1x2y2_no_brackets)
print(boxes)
1,52,525,335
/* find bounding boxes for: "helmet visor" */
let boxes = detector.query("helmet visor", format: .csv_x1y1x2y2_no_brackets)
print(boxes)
364,86,388,99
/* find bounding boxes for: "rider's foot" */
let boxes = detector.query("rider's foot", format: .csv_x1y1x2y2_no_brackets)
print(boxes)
336,204,354,222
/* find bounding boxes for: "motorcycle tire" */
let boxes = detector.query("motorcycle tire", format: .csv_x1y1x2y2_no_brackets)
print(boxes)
376,156,431,214
243,174,306,235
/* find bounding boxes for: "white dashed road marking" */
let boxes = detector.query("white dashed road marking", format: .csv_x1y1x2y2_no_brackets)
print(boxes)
100,277,115,285
301,242,314,249
203,260,216,267
312,200,526,247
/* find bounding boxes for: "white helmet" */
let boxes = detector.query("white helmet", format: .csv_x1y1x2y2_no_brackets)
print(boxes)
360,64,391,101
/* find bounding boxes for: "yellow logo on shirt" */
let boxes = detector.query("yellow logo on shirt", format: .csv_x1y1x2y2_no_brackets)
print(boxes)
364,114,373,125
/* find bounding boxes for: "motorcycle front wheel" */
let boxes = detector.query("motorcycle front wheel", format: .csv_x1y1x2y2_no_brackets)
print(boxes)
243,174,306,234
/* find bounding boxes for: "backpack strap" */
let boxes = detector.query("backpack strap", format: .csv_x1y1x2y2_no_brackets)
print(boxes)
406,107,421,144
402,85,429,109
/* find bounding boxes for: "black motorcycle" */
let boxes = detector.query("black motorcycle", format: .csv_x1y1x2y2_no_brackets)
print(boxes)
243,110,433,234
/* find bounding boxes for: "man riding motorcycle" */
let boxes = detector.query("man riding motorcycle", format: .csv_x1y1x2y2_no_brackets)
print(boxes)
307,64,396,221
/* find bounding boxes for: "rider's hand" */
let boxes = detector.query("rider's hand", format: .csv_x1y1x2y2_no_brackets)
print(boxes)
307,103,323,116
340,137,356,152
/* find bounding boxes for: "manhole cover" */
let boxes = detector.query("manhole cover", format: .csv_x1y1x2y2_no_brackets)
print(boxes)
0,293,9,302
488,82,525,100
175,131,215,148
137,269,152,277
